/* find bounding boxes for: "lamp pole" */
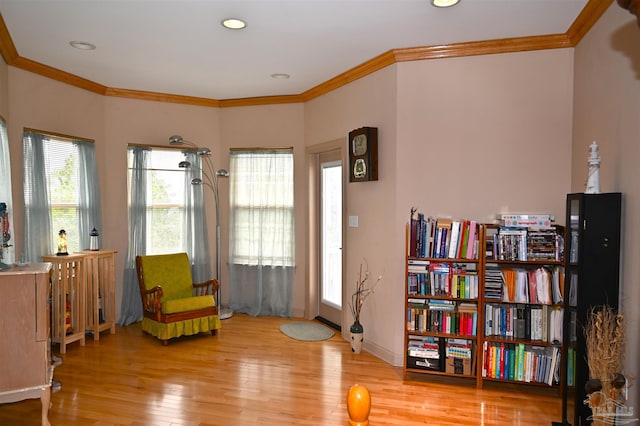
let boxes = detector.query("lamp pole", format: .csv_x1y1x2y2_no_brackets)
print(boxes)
172,135,232,319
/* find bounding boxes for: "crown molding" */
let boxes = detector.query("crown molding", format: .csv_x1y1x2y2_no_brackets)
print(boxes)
567,0,614,44
104,87,220,107
0,13,18,64
0,0,608,108
219,94,304,108
392,33,573,62
13,56,108,95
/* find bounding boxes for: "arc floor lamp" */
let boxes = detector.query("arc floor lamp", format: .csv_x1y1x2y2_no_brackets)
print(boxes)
170,135,233,320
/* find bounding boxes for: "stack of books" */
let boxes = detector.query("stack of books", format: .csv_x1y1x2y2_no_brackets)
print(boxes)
499,214,554,228
406,335,443,371
484,263,504,300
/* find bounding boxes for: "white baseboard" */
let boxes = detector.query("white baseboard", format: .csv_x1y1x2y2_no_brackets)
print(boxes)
340,330,403,367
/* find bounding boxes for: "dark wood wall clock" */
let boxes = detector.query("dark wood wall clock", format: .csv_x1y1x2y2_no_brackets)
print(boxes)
348,126,378,182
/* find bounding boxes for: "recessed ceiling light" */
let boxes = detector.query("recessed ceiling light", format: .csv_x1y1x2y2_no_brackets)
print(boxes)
69,41,96,50
270,73,290,79
222,18,247,30
432,0,460,7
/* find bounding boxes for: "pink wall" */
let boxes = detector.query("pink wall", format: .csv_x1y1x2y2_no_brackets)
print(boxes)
572,3,640,412
305,65,399,361
390,49,574,363
2,48,575,367
397,49,574,226
304,49,574,365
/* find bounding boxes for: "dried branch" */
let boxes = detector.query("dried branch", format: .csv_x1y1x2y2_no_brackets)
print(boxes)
349,259,382,325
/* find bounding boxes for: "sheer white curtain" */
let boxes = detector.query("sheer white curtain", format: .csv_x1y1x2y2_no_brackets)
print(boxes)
22,131,51,262
76,140,103,250
182,150,212,282
119,146,148,326
229,149,295,317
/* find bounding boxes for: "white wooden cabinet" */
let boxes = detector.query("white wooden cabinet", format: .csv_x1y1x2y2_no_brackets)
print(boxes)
0,263,54,426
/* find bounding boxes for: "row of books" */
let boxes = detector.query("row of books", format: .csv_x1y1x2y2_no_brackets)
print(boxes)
407,299,478,336
482,341,560,386
484,264,564,304
407,336,475,375
485,303,563,344
409,212,480,260
486,226,564,262
407,260,479,299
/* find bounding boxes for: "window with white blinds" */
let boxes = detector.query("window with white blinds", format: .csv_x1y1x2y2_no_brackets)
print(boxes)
229,149,295,267
126,148,188,254
23,130,100,257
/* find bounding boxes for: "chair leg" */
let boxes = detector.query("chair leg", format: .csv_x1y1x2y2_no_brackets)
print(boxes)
211,329,217,336
161,339,168,346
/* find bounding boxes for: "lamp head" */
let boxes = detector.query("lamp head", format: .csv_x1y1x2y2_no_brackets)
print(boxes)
191,178,203,185
178,161,191,168
169,135,184,145
197,147,212,156
216,169,230,177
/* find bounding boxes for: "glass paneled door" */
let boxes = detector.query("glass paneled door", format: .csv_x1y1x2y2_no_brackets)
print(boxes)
319,153,343,327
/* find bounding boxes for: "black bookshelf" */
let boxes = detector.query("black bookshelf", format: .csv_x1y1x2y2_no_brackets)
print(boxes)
554,193,621,426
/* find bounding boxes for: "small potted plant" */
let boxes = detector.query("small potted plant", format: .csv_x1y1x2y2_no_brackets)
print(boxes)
348,260,382,354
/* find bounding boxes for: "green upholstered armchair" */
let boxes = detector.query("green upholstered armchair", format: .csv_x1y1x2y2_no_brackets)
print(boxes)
135,252,221,345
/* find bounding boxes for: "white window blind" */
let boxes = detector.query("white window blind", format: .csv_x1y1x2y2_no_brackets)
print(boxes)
44,139,81,252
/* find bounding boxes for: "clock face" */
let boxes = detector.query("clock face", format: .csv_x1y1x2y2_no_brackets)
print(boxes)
352,134,368,156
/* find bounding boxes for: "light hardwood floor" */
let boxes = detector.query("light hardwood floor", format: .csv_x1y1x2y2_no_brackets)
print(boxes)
0,314,562,425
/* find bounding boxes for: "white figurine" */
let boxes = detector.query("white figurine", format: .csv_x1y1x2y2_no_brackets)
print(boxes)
585,141,601,194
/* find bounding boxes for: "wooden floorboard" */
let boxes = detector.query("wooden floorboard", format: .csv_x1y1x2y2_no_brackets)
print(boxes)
0,314,563,425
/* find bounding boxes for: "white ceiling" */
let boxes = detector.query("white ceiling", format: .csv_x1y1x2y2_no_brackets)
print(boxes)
0,0,589,101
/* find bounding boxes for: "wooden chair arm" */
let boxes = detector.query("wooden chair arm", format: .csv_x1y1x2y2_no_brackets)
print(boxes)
193,279,219,304
140,285,163,321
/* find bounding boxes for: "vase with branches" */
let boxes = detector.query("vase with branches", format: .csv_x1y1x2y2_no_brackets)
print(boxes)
348,260,382,335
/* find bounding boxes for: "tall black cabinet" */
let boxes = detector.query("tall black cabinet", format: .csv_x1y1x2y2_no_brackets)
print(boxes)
559,192,621,426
